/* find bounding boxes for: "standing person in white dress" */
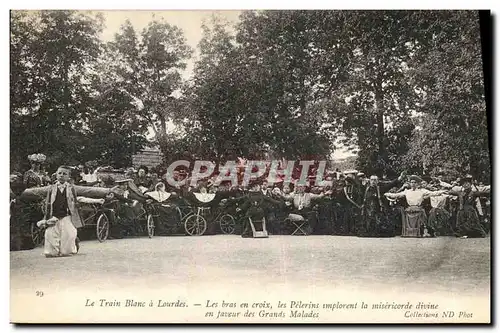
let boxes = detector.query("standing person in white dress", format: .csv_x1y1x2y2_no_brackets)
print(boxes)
384,175,447,237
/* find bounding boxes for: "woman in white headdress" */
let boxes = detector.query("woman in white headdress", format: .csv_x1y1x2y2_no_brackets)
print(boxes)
144,182,180,235
183,182,240,235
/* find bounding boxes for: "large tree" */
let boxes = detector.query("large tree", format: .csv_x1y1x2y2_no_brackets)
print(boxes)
311,11,425,176
11,10,489,179
185,14,308,161
105,18,193,142
10,10,104,170
403,11,489,181
186,11,335,162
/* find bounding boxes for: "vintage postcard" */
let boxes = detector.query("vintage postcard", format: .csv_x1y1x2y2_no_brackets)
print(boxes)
9,9,491,324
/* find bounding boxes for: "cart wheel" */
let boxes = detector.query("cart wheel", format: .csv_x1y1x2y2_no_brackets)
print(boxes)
147,214,155,238
184,214,207,236
219,214,236,235
96,214,109,242
30,223,44,247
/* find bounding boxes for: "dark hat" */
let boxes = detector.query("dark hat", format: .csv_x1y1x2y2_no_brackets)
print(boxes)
218,179,233,186
100,175,115,187
421,175,432,182
460,176,473,185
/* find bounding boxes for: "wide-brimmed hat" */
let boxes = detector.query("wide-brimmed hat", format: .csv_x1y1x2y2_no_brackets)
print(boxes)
460,175,473,184
28,153,46,163
408,175,423,182
343,169,358,175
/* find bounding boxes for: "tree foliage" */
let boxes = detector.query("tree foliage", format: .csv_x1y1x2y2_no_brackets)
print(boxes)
10,10,490,181
10,11,192,170
10,10,105,170
402,11,489,181
183,12,336,163
106,18,193,139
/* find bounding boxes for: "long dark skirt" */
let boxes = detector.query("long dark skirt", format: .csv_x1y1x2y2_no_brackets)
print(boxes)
113,203,145,237
154,205,181,235
387,205,404,235
10,201,43,250
402,206,426,238
332,204,358,236
12,200,45,237
265,210,279,235
427,207,453,236
357,210,395,238
316,201,335,235
455,205,487,238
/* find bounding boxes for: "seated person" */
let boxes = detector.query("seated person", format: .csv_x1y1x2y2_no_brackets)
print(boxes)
134,166,153,194
183,183,238,235
144,182,180,235
281,183,331,234
234,182,282,238
112,178,148,236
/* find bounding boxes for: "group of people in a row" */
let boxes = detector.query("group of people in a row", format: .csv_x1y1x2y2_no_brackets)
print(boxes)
126,166,490,239
10,154,491,258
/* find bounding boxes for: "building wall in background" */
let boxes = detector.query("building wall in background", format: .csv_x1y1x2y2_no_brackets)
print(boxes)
132,147,164,170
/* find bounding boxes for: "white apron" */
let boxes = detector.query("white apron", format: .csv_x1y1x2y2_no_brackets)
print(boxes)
44,216,78,257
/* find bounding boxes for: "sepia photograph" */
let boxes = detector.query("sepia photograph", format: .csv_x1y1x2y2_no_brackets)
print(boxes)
8,8,491,324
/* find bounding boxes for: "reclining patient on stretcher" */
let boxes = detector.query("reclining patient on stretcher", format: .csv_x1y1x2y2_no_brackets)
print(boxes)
76,196,106,221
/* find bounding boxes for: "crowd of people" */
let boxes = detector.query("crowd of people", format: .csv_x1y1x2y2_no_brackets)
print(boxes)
10,153,491,258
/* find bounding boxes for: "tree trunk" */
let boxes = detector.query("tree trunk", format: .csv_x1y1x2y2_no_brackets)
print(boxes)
374,86,386,170
60,43,70,111
157,113,167,139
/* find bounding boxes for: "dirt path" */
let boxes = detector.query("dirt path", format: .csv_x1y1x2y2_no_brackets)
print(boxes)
10,235,490,323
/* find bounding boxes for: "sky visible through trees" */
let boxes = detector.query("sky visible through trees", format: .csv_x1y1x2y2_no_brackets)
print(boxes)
10,10,490,181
